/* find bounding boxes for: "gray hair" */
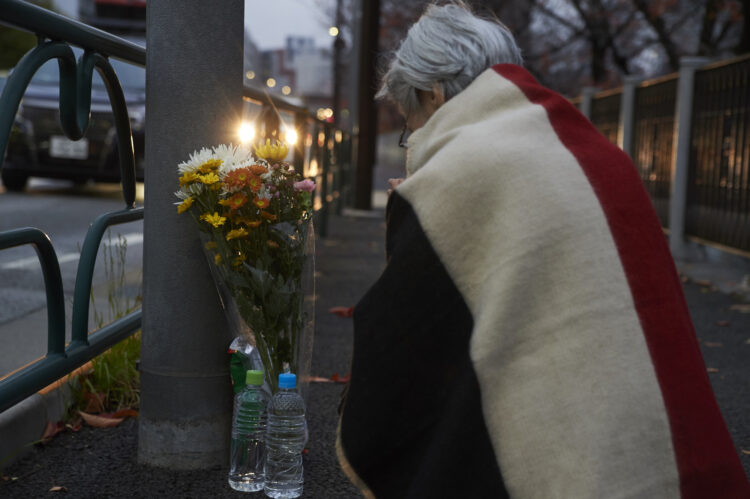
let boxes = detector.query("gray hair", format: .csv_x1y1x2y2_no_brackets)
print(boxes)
377,1,523,115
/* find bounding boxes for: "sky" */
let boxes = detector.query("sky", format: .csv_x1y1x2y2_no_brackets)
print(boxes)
52,0,336,51
245,0,335,50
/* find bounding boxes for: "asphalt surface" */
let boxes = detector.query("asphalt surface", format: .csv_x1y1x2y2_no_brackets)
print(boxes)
0,179,144,376
0,211,384,499
1,182,749,496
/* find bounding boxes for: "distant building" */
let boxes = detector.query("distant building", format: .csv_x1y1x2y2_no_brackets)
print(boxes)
252,36,333,113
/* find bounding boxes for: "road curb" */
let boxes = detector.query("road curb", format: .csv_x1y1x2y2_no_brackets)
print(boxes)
0,365,86,469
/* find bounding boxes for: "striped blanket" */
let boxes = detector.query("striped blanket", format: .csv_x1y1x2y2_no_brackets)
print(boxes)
337,64,750,498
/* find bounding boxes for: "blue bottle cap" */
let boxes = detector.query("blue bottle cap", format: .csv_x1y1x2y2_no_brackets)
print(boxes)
278,373,297,389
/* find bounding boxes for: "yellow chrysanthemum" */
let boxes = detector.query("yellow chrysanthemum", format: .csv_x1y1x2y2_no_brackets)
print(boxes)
200,212,226,228
253,139,289,162
205,241,218,250
214,253,222,265
198,172,220,185
197,158,222,174
176,197,194,214
226,228,249,241
232,254,247,267
179,172,199,186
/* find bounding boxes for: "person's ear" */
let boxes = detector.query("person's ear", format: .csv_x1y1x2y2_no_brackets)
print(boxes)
431,83,445,107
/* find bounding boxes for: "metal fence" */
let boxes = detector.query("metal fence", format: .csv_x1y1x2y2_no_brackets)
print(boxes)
583,54,750,257
632,75,678,227
590,90,621,146
686,55,750,252
0,0,351,413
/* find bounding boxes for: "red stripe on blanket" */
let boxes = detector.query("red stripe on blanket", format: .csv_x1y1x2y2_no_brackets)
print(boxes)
492,64,749,498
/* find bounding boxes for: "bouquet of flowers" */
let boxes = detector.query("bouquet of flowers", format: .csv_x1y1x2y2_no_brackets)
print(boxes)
175,140,315,392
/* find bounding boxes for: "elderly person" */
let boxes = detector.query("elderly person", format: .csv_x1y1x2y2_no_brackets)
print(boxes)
336,2,750,498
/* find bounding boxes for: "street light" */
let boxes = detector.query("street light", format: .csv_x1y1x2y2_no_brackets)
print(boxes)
282,85,291,95
266,78,276,88
285,128,298,146
329,26,339,37
238,122,255,143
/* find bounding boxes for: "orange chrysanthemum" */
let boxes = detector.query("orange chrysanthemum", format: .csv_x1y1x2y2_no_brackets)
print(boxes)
254,198,270,209
226,193,248,211
249,164,268,175
260,211,277,221
224,167,252,190
247,175,262,193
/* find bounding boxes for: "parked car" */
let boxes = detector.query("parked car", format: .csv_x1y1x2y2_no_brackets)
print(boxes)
1,49,145,191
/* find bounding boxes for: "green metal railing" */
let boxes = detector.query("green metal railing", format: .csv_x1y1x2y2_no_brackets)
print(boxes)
0,0,353,413
0,0,144,413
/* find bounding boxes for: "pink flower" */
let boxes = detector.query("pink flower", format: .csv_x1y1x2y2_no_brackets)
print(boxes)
293,179,316,192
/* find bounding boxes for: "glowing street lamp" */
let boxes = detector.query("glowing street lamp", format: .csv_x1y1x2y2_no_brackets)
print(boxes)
329,26,339,37
285,128,298,146
266,78,276,88
238,122,255,143
281,85,292,95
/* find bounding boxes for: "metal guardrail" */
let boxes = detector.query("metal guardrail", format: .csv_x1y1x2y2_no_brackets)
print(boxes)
0,0,144,413
590,90,621,147
633,75,678,228
0,0,353,412
687,55,750,252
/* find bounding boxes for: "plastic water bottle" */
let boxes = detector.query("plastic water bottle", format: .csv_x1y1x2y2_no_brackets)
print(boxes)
228,370,269,492
264,373,307,498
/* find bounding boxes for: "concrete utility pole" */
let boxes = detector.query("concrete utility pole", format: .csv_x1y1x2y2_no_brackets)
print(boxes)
354,0,380,210
139,1,243,468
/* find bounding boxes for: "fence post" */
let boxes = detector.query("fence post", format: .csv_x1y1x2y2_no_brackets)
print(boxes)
669,57,709,259
579,86,597,119
139,1,243,469
619,76,639,157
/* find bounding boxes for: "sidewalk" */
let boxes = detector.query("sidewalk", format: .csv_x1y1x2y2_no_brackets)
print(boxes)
0,210,385,498
1,166,749,495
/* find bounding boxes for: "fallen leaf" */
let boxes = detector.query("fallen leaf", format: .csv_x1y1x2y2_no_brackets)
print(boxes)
707,368,720,373
704,342,724,347
65,421,82,432
41,421,65,442
330,372,351,383
729,304,750,313
741,449,750,455
49,486,67,492
78,411,124,428
109,409,139,419
715,320,730,327
329,306,354,318
1,476,9,482
307,376,334,383
695,279,713,287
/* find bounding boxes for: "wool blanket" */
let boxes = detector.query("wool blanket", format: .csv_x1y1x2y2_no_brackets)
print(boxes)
336,64,750,498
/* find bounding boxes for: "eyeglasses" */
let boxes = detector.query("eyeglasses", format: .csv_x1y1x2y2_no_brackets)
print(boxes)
398,121,411,149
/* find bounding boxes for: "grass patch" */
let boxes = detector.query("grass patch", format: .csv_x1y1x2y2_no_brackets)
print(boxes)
67,230,142,417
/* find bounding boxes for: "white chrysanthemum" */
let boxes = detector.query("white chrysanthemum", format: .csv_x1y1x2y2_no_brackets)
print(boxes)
214,143,252,175
174,189,191,200
177,147,214,174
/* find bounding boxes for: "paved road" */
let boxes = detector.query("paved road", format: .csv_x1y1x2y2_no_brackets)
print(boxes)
0,178,144,376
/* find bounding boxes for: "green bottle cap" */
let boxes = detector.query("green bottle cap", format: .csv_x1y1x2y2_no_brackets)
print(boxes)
245,370,264,386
